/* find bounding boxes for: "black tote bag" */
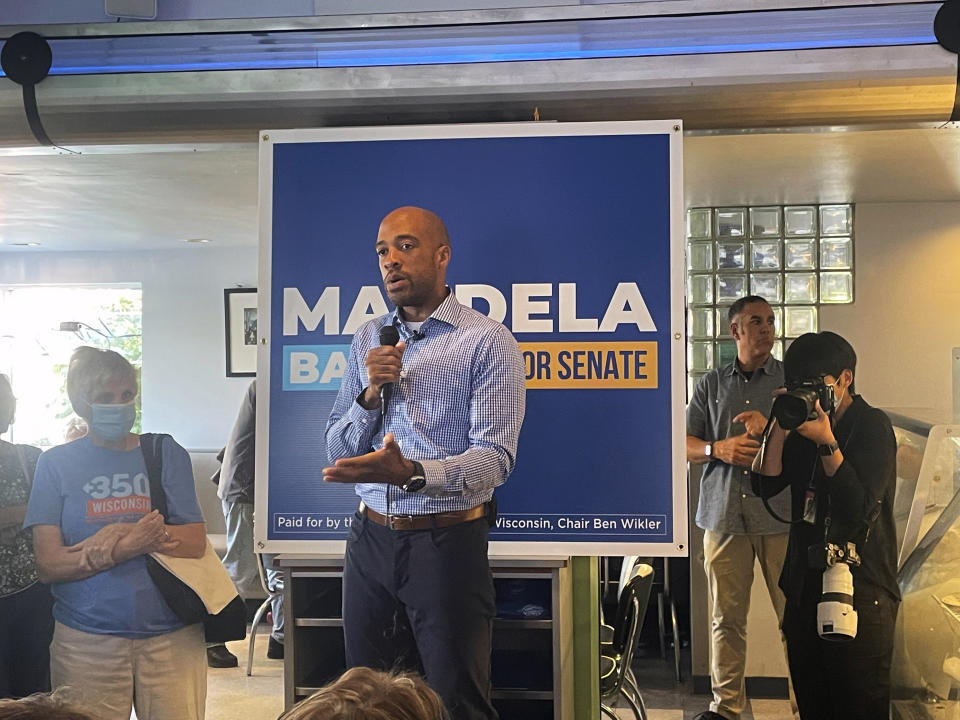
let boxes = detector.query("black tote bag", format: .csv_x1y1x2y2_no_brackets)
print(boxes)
140,433,246,643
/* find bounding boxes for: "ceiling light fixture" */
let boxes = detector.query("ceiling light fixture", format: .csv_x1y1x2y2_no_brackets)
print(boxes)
183,238,212,244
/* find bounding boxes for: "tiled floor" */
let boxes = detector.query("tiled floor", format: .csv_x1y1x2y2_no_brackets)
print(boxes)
206,628,284,720
614,700,795,720
608,649,795,720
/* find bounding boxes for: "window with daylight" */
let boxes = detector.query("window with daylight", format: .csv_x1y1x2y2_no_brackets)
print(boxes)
0,285,142,448
686,204,854,395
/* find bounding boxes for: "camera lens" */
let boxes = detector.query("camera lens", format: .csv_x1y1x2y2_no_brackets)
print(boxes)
773,391,815,429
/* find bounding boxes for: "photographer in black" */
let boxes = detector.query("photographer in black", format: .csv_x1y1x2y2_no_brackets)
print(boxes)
753,331,899,719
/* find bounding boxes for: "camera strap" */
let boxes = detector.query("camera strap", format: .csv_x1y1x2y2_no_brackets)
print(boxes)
752,415,801,525
758,487,798,525
753,414,774,473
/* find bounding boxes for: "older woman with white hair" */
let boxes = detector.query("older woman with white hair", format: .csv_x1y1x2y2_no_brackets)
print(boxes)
0,373,53,699
24,347,208,720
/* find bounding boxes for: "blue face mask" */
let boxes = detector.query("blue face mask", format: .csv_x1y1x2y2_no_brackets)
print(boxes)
89,401,136,441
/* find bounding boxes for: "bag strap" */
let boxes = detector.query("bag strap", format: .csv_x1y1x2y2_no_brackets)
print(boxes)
140,432,171,520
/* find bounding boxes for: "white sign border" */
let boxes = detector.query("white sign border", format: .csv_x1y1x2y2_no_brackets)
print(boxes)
254,120,687,558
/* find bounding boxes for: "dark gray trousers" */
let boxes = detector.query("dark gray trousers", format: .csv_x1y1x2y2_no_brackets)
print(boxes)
342,511,497,720
783,583,898,720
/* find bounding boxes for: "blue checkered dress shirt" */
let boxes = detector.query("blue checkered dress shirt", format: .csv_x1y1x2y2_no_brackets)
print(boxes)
325,291,526,515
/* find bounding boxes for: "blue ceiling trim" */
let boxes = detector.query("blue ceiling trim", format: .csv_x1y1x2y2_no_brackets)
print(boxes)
0,4,940,77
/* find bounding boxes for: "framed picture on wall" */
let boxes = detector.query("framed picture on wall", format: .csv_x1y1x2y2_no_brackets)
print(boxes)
224,287,257,377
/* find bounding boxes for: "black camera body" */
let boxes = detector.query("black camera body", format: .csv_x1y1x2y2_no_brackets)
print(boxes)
807,540,861,571
771,377,836,430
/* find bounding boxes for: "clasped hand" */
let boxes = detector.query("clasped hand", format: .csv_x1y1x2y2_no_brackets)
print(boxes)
712,410,769,467
68,510,180,571
323,433,414,486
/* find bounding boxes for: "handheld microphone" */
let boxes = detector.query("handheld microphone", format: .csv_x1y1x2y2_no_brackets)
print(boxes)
378,325,400,419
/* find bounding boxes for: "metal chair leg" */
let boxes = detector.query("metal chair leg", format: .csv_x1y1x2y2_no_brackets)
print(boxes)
246,595,273,676
600,703,619,719
670,593,682,683
657,591,667,660
623,671,648,720
620,685,645,720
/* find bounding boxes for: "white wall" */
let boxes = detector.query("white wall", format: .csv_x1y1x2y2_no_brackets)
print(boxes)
0,246,258,449
820,201,960,422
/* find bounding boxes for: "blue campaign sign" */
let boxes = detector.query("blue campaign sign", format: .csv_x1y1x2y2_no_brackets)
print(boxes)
255,122,687,556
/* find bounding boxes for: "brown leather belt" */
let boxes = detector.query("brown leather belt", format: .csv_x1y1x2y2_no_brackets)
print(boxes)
362,503,487,531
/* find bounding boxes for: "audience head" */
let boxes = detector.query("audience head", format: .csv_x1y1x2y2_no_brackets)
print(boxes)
783,331,857,392
66,346,138,422
726,294,770,326
0,373,14,435
278,667,448,720
726,295,775,364
0,694,99,720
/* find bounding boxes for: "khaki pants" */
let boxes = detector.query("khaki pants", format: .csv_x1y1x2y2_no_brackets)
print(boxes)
703,530,793,720
50,621,206,720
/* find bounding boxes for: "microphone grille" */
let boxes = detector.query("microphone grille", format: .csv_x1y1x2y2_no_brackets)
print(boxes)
379,325,400,347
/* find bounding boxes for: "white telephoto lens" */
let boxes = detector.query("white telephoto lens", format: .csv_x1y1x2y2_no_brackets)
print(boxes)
822,562,854,595
817,563,857,640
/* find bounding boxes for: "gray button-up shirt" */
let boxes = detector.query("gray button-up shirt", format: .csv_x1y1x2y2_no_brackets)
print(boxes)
687,355,791,534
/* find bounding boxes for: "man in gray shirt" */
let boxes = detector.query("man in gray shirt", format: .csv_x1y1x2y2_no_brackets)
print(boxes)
686,295,792,720
210,380,284,666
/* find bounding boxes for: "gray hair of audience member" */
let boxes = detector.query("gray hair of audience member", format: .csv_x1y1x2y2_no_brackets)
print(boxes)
66,346,138,421
277,667,449,720
0,373,14,434
0,694,99,720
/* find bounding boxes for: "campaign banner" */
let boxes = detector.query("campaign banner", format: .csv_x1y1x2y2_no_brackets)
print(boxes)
255,122,687,556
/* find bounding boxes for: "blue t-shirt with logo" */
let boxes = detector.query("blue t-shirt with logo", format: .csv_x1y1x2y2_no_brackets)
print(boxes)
24,435,204,638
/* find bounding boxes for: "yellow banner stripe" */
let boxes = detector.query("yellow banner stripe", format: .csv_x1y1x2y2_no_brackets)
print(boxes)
518,341,658,389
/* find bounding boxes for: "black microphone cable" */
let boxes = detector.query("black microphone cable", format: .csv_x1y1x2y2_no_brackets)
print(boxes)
377,324,400,514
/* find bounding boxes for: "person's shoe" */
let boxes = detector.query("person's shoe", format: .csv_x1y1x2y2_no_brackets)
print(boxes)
692,713,728,720
206,644,239,668
267,637,284,660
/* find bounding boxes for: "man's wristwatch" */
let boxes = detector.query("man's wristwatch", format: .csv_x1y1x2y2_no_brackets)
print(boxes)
819,441,840,457
401,461,426,493
704,443,713,459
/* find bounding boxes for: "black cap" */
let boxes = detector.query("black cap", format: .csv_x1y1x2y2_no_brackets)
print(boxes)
783,331,857,385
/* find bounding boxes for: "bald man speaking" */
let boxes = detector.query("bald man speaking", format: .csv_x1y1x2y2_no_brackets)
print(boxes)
324,206,526,719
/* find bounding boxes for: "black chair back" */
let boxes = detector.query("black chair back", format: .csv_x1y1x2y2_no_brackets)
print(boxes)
612,562,654,656
603,561,654,697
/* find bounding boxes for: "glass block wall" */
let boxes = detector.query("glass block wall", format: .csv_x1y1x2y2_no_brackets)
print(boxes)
686,204,854,395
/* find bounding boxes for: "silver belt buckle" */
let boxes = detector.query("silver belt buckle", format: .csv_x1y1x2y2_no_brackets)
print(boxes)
388,514,414,530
